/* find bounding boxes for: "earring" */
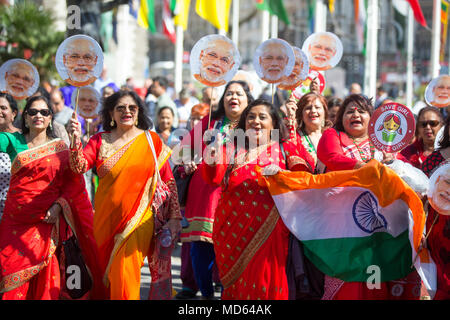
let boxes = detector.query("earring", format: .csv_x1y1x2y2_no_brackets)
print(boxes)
25,122,29,128
135,118,138,126
110,119,115,126
49,122,53,130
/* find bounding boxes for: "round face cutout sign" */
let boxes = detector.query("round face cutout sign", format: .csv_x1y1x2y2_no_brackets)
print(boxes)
0,59,40,100
427,162,450,215
291,69,325,100
56,35,104,87
71,86,101,119
190,34,240,87
368,102,415,153
278,47,309,91
425,75,450,108
253,38,295,84
302,32,343,71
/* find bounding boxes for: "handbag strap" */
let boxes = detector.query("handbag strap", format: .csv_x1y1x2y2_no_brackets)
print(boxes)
145,130,163,184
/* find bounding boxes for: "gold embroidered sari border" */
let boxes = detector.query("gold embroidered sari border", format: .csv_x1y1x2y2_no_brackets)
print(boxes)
220,206,279,289
11,139,65,176
0,225,59,294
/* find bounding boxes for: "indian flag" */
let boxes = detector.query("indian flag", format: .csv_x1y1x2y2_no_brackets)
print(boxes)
258,160,436,295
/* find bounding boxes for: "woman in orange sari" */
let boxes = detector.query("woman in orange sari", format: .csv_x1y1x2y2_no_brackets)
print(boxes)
68,90,182,300
0,96,102,299
202,99,314,299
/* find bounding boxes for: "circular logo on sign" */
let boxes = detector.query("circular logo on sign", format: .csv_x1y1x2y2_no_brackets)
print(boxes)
291,70,325,100
368,102,415,153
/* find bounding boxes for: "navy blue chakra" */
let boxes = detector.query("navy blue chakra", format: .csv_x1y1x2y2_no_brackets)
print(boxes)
352,191,388,233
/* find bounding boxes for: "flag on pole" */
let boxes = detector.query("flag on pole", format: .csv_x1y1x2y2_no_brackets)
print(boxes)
255,0,290,25
406,0,428,28
137,0,156,33
307,0,315,33
163,0,176,43
354,0,367,55
174,0,191,30
258,160,436,294
196,0,232,32
329,0,335,13
440,0,449,62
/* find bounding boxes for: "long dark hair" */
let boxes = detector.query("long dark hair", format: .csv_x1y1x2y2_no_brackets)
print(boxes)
211,80,254,121
102,90,153,131
223,99,288,189
438,115,450,150
334,94,374,133
21,95,56,138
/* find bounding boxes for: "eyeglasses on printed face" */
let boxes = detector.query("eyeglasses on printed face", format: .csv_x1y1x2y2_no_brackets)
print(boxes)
26,108,51,117
115,104,138,113
65,54,96,64
419,120,441,128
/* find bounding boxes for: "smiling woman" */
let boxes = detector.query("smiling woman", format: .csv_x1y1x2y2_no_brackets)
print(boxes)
0,95,102,300
68,89,182,300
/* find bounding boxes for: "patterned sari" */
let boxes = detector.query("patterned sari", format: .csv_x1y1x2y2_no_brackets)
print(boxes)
0,139,102,299
70,131,180,300
203,141,313,300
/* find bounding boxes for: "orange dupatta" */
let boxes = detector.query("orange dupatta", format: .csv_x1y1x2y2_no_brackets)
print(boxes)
93,131,169,299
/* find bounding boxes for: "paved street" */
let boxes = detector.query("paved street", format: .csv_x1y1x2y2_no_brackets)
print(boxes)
139,241,221,300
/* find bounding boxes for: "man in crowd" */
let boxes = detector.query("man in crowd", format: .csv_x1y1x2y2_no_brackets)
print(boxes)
50,88,73,127
150,76,179,128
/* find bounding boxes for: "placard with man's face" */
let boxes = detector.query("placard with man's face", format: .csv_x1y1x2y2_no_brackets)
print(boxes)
71,86,101,119
278,47,309,90
302,32,343,71
56,35,104,87
190,34,240,87
427,162,450,215
425,75,450,108
254,38,295,84
0,59,40,100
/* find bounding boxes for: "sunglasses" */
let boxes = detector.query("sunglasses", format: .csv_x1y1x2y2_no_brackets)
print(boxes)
26,108,51,117
419,120,441,128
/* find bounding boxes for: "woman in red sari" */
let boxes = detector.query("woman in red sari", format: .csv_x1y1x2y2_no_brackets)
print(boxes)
202,99,314,299
317,94,422,300
422,115,450,299
0,96,102,299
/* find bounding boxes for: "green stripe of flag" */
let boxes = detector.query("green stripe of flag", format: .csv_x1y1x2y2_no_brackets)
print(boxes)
255,0,290,25
302,230,412,282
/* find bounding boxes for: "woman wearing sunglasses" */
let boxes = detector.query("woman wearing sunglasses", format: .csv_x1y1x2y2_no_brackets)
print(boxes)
401,106,444,169
0,95,102,300
68,90,182,300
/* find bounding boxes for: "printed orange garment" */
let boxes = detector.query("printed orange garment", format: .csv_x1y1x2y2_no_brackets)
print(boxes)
70,131,176,300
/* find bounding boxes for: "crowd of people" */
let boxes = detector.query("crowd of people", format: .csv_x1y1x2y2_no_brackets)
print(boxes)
0,69,448,301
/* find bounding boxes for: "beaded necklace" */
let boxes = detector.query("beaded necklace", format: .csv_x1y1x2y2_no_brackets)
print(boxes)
300,130,316,155
351,137,375,163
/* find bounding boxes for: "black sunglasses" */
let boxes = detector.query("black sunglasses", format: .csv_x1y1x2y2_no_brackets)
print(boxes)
26,108,51,117
419,120,441,128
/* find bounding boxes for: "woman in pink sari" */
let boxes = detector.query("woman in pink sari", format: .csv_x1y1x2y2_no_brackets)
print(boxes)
0,96,103,299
